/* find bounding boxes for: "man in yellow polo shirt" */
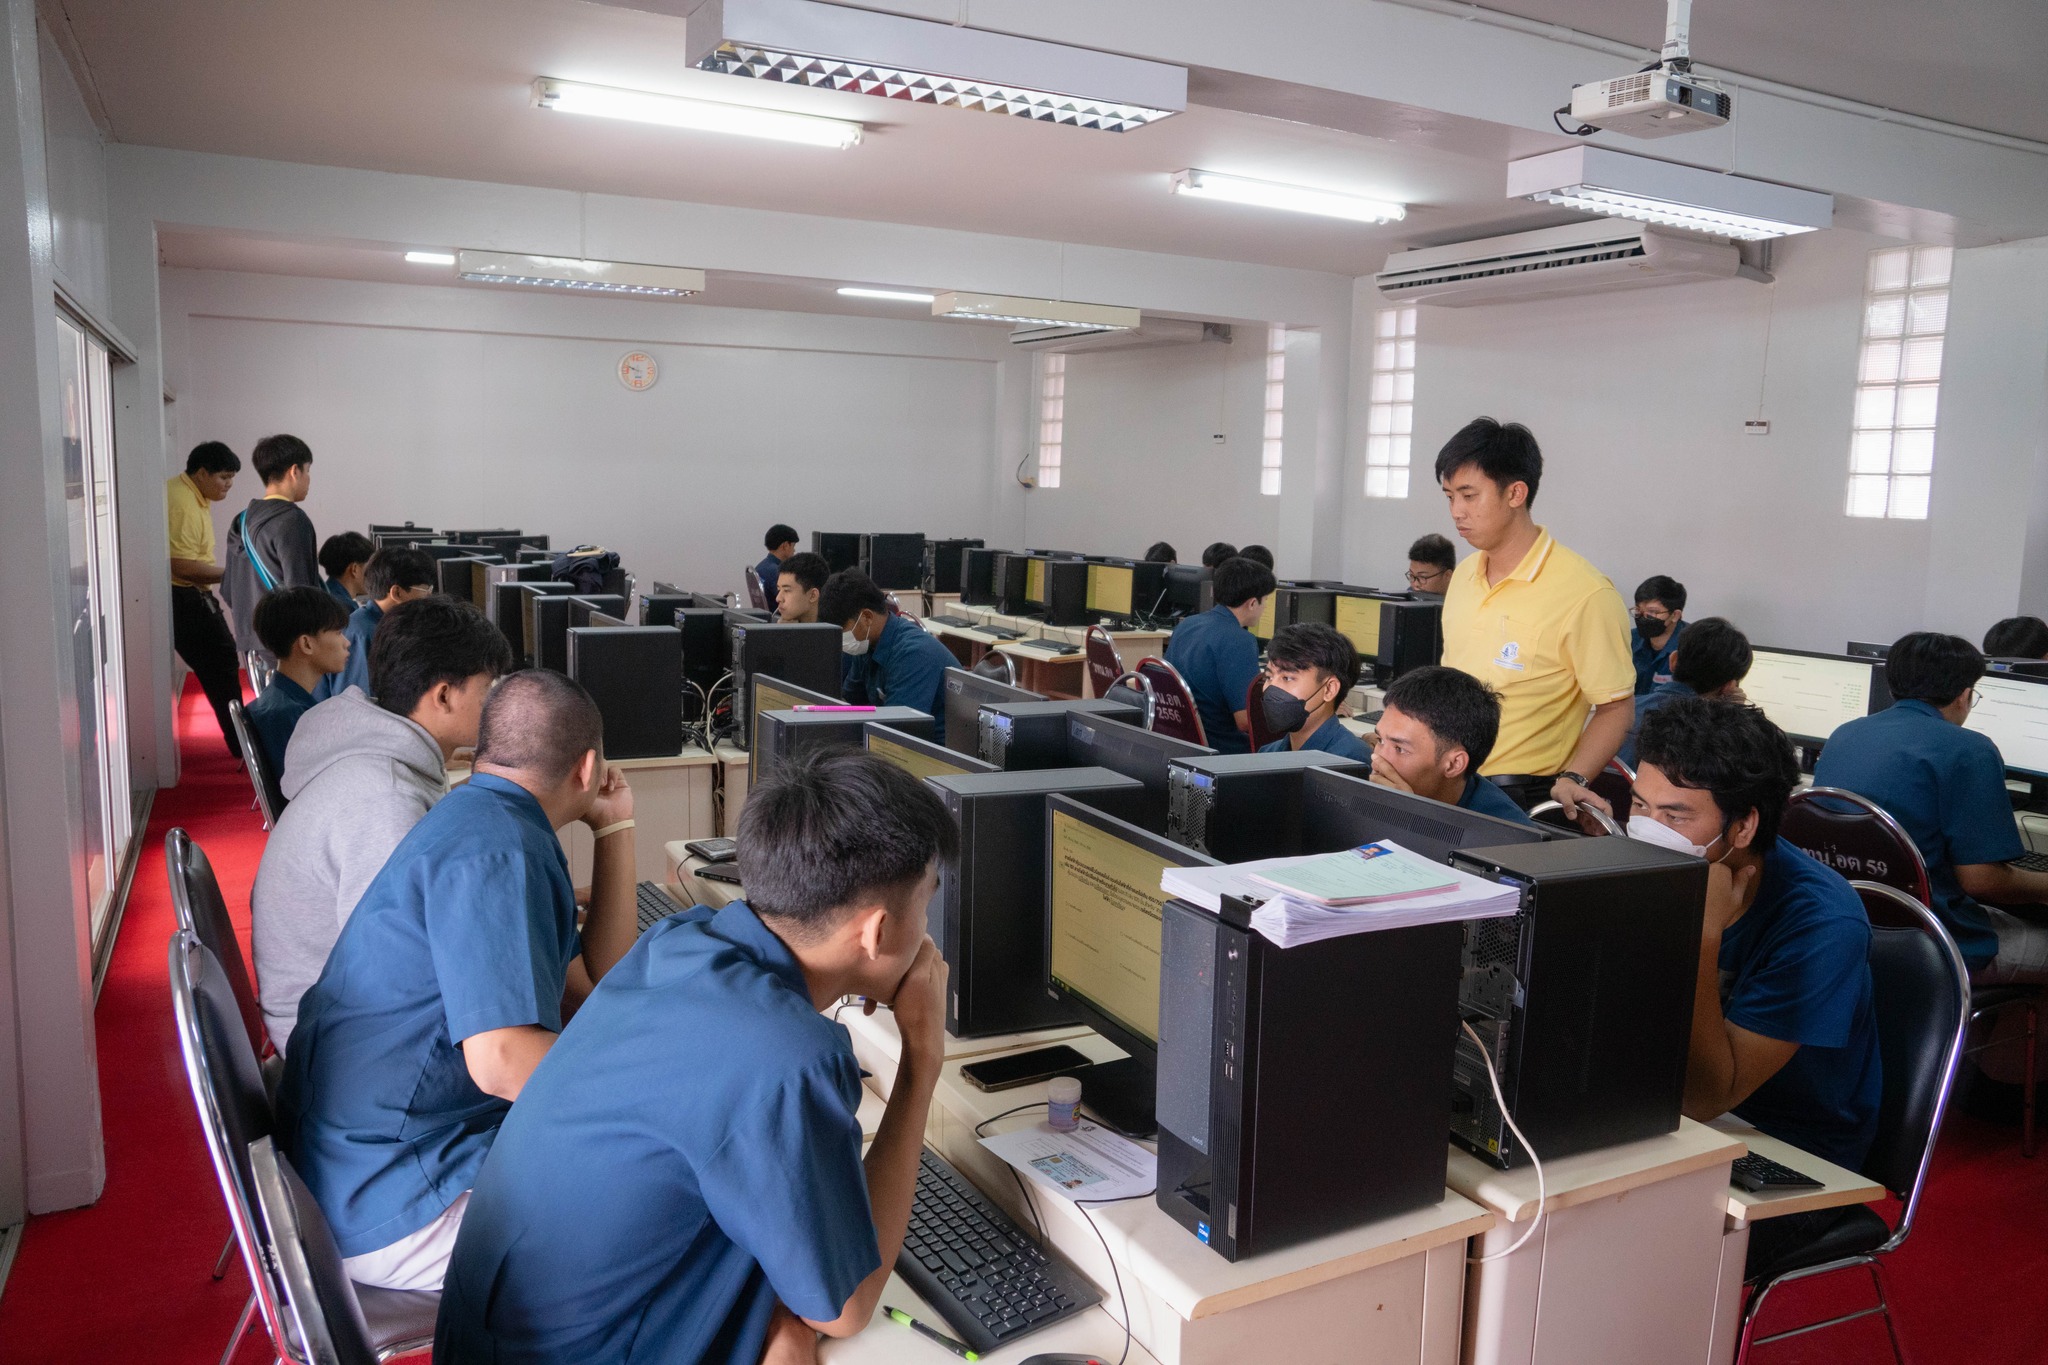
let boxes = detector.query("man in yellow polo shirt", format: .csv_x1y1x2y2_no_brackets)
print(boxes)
168,441,246,759
1435,418,1634,815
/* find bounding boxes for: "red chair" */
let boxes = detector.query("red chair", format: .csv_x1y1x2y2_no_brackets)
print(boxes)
1083,626,1126,698
1782,787,2035,1158
1135,657,1207,746
1590,758,1635,819
1245,676,1281,751
742,563,768,611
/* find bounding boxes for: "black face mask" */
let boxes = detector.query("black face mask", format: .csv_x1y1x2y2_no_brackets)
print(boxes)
1635,613,1670,637
1261,684,1316,735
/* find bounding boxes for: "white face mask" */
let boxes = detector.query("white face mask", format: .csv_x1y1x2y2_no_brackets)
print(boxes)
841,629,870,657
1627,813,1726,860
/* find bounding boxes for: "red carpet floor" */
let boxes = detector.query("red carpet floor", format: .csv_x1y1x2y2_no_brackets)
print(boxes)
0,676,2042,1363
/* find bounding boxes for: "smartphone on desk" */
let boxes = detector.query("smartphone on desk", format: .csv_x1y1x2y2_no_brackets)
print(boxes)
960,1045,1094,1093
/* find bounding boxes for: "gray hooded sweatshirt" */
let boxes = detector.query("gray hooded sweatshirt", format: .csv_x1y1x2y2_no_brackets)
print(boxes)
252,687,447,1051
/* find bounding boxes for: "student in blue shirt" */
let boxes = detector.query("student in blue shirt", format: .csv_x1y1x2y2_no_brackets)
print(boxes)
1368,666,1535,826
1815,632,2048,985
1629,575,1687,696
1983,615,2048,660
758,522,798,606
436,749,957,1365
775,550,830,623
1618,615,1752,770
1259,623,1372,764
1199,541,1239,570
1165,556,1274,754
277,670,641,1292
317,531,373,610
247,585,351,778
314,547,437,702
1630,696,1881,1182
823,569,960,743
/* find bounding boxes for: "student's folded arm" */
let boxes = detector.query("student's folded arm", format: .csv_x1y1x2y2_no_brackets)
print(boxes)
1684,1021,1799,1119
1956,861,2048,905
460,1024,556,1102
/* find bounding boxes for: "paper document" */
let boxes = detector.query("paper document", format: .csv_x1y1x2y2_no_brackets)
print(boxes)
1248,842,1457,905
979,1121,1157,1203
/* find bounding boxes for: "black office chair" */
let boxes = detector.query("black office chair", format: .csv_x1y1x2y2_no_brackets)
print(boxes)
742,563,768,611
970,650,1018,687
1735,880,1971,1363
227,700,287,829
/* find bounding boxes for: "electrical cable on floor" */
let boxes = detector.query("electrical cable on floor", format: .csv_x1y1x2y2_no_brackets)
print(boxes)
1462,1019,1547,1262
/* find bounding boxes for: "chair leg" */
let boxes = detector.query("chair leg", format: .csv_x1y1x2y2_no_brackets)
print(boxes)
212,1230,237,1280
218,1291,256,1365
1734,1274,1778,1364
1869,1260,1909,1365
2025,1004,2038,1160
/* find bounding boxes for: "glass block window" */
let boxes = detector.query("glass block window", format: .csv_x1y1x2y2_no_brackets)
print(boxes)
1847,246,1950,520
1365,305,1417,498
1036,353,1065,489
1261,326,1285,496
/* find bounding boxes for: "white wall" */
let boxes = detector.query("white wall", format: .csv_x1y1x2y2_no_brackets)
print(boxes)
37,26,106,319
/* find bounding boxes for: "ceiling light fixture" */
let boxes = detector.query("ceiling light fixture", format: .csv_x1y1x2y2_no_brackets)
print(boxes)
934,291,1138,332
837,287,936,303
403,250,457,265
535,76,862,148
456,251,707,298
1170,169,1406,224
1507,146,1832,241
687,0,1184,134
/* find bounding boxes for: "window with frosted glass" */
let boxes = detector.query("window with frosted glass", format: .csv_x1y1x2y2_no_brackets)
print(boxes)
1036,353,1065,489
1847,246,1949,520
1365,306,1417,498
1261,326,1285,496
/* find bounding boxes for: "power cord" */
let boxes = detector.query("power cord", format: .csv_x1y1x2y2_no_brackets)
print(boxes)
1461,1020,1547,1262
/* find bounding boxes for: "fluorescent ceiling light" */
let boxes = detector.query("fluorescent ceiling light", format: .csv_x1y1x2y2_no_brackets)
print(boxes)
688,0,1184,134
838,287,936,302
934,291,1138,331
456,251,707,298
1507,146,1832,242
1170,169,1405,224
403,250,457,265
535,76,862,148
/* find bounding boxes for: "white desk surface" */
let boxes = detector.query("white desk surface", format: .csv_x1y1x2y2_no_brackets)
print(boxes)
822,1273,1158,1365
1446,1119,1746,1225
448,747,719,781
842,995,1094,1068
1708,1116,1884,1227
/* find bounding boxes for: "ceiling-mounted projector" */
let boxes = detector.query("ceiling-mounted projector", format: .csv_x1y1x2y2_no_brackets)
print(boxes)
1558,0,1730,139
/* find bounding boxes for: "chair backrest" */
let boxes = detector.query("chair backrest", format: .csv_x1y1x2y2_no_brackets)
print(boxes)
1589,759,1634,817
1135,657,1207,745
1849,880,1970,1243
166,828,269,1061
248,1136,380,1365
1083,626,1126,699
743,564,768,610
246,651,275,695
1782,787,1932,904
970,650,1017,687
1528,800,1618,837
1244,675,1286,751
1102,671,1154,728
169,932,291,1353
227,699,287,829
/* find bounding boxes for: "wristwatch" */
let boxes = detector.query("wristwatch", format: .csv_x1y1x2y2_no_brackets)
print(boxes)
1557,770,1591,788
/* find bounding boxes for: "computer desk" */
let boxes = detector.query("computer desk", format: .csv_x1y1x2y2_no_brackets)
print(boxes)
713,741,751,836
664,849,746,911
824,1273,1159,1365
845,1009,1491,1365
447,749,718,885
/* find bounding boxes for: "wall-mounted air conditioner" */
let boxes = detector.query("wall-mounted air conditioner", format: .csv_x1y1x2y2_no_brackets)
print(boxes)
1373,220,1757,307
1008,318,1225,353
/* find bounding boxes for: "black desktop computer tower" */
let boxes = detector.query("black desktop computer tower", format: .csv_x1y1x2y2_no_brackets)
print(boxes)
639,592,691,627
752,706,935,785
530,594,582,673
566,626,683,759
929,768,1148,1037
924,538,983,595
437,555,498,602
497,581,573,662
1445,837,1705,1168
1165,750,1370,861
976,699,1139,771
729,620,843,750
813,532,862,574
960,547,1002,605
1378,600,1443,683
483,561,551,622
992,553,1030,616
862,533,926,590
1156,899,1462,1261
1042,560,1092,627
672,608,728,700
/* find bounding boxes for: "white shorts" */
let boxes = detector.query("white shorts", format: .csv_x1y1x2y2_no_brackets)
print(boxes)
341,1191,470,1292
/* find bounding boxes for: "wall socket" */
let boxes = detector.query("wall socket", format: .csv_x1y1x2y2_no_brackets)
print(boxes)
1744,419,1770,435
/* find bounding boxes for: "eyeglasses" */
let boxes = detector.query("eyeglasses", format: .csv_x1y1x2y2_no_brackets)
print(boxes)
1970,688,1983,709
1405,569,1448,587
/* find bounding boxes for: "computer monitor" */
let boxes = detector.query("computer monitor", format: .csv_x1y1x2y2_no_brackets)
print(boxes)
753,706,935,785
1064,713,1215,832
478,533,538,559
367,522,421,535
435,555,496,600
1333,592,1383,661
991,553,1031,615
1087,563,1135,618
529,594,579,672
1042,560,1090,626
864,723,999,783
1162,564,1212,617
1044,794,1220,1135
566,625,682,758
412,542,481,563
940,667,1042,757
862,533,926,590
1845,640,1892,661
1989,658,2048,679
1378,599,1443,682
813,532,863,574
961,548,1004,606
567,595,626,630
1254,585,1337,642
690,592,733,612
1966,673,2048,779
728,625,843,749
639,593,689,627
445,528,520,545
586,611,629,629
747,673,842,755
1741,648,1887,747
1300,767,1550,864
514,582,577,667
1023,556,1049,613
924,538,984,595
484,562,551,623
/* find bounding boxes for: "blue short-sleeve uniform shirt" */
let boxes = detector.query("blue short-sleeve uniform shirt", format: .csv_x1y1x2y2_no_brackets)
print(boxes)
1813,700,2023,969
314,600,382,703
1631,618,1684,696
756,553,784,606
247,674,316,777
841,613,955,743
1260,715,1373,764
277,772,581,1257
1720,839,1882,1169
435,901,878,1365
1460,775,1539,826
1166,605,1261,754
1619,679,1695,770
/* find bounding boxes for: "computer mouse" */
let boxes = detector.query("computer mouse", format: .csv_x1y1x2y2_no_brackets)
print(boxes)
1018,1356,1108,1365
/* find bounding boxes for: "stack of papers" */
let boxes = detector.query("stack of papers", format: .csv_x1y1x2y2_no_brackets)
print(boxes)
1162,840,1520,948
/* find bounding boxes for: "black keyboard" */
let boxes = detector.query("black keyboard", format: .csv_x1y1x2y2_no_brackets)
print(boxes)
1007,639,1070,655
1730,1153,1823,1192
2013,852,2048,873
897,1147,1101,1354
635,880,686,933
928,615,977,628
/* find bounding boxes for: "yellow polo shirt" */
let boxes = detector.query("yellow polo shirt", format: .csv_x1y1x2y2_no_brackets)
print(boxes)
166,473,215,588
1439,526,1635,777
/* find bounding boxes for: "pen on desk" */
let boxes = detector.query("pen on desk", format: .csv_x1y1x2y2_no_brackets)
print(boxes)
884,1305,979,1360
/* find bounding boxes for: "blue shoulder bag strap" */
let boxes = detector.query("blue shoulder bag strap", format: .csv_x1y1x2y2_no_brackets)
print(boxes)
235,510,279,591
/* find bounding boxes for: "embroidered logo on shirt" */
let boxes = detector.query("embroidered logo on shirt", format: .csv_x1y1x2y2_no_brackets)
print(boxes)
1493,641,1525,672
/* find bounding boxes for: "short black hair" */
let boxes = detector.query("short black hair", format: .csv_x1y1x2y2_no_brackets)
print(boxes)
366,548,437,600
1212,557,1275,609
819,568,889,626
1267,623,1359,691
318,531,375,582
252,584,349,659
1200,542,1239,570
764,523,799,552
369,595,513,718
1434,417,1542,506
1144,541,1177,564
1382,665,1502,771
739,749,958,938
1670,617,1752,694
1635,695,1800,846
476,669,603,786
1634,575,1687,612
1983,616,2048,660
778,551,830,594
250,434,313,485
1885,632,1984,706
1239,544,1275,570
185,441,240,476
1407,534,1455,573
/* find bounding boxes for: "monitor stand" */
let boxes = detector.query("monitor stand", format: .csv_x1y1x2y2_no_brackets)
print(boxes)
1080,1057,1156,1139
